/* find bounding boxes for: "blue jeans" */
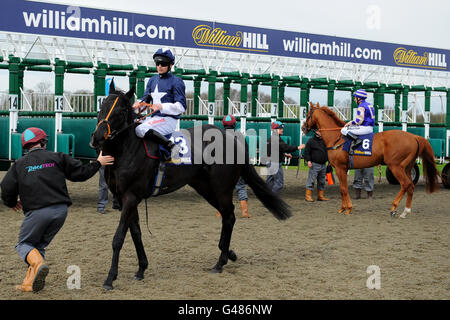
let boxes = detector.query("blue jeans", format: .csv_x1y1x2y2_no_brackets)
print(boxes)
353,167,374,192
266,163,284,195
235,177,248,201
98,167,120,210
306,162,327,191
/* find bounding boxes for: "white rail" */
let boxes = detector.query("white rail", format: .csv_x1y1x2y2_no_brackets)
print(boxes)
256,99,271,117
282,101,300,118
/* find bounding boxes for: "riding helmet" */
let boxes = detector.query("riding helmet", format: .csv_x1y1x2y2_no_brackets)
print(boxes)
21,127,48,149
271,121,285,129
222,114,237,129
353,89,368,99
153,47,175,65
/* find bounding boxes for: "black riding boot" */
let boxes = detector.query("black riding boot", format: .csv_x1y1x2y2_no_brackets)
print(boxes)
143,129,175,161
347,132,362,149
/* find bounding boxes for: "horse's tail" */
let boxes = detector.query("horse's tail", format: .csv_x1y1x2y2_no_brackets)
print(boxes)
241,164,292,220
416,136,440,193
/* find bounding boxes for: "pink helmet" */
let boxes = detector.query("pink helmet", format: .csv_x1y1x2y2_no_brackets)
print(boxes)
222,114,237,128
21,127,48,148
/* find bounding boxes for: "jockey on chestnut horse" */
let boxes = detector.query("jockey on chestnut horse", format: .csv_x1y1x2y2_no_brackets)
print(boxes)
302,96,440,218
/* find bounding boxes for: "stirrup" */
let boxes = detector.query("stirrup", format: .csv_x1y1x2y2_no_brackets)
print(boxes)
170,144,181,159
353,139,362,147
161,142,179,162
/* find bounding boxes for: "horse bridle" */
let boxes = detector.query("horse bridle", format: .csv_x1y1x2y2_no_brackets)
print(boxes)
303,106,345,150
303,107,316,133
95,96,120,140
94,96,157,141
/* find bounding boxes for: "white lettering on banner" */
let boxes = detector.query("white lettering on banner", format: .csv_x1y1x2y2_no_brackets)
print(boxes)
243,32,269,50
13,1,448,72
282,37,382,61
22,9,174,40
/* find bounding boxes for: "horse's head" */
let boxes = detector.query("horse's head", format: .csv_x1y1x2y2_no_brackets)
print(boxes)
90,80,136,151
301,102,321,134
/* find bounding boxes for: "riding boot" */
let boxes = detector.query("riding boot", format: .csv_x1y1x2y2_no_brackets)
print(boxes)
347,132,362,149
143,129,176,161
240,200,251,218
355,188,362,199
305,189,314,202
367,191,373,198
16,249,49,292
15,266,33,292
317,189,329,201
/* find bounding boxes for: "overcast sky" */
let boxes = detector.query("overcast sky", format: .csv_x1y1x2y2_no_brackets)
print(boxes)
2,0,449,110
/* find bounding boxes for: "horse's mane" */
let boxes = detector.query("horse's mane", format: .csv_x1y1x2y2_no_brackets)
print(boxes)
319,106,346,127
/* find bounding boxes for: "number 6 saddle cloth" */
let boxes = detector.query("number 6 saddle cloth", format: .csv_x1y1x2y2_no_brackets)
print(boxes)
343,133,374,156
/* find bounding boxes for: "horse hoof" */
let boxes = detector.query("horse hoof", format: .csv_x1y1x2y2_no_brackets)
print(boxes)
390,211,397,218
103,284,113,291
228,250,237,262
210,266,223,274
338,208,345,214
344,210,352,215
133,275,144,281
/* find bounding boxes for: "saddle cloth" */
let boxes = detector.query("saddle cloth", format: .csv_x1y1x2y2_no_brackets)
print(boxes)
143,130,192,165
143,131,192,198
343,133,374,156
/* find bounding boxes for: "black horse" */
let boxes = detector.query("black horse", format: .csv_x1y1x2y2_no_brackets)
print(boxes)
90,82,292,290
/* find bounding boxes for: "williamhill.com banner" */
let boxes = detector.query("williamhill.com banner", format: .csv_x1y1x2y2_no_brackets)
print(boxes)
0,0,448,72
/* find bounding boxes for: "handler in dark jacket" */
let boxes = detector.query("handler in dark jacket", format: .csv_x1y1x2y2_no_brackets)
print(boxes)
0,127,114,293
304,130,329,202
266,121,305,195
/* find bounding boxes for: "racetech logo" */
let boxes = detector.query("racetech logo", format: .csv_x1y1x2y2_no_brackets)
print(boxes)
192,25,269,52
393,47,447,70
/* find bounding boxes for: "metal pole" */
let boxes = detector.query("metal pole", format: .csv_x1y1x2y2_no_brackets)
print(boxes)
424,89,431,139
207,74,216,125
402,88,409,132
240,77,248,134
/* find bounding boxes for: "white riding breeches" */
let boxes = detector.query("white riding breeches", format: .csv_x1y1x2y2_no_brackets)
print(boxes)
341,125,373,136
135,115,178,138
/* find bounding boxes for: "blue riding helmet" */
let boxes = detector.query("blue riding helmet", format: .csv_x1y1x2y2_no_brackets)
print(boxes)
153,47,175,65
353,89,368,99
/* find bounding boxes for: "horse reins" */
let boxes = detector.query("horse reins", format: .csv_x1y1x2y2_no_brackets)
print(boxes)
305,108,345,151
95,98,157,141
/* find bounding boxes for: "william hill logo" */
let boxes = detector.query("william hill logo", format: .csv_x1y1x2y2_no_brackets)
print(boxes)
192,25,269,52
393,47,447,70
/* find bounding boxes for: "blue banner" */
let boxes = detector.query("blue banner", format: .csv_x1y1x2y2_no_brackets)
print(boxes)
0,0,448,72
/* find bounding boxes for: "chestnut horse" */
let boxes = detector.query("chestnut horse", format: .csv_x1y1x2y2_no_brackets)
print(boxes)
302,102,440,217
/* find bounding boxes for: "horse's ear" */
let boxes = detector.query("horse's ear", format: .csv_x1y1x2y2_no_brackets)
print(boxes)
316,102,320,108
309,101,313,108
126,86,135,100
108,78,116,95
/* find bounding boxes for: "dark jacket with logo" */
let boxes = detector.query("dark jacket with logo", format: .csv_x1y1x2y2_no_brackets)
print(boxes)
267,134,298,164
1,148,101,213
304,135,328,165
